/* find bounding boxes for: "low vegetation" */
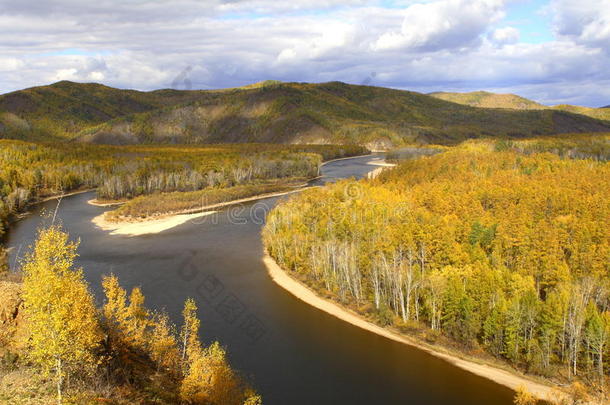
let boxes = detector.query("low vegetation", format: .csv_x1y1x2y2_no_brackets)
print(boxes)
1,226,261,404
264,136,610,400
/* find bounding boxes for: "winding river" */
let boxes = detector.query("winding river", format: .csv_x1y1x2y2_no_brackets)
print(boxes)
7,154,515,405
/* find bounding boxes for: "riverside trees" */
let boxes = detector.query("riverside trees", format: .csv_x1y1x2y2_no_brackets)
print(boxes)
263,139,610,385
0,140,363,207
15,226,260,404
0,140,365,275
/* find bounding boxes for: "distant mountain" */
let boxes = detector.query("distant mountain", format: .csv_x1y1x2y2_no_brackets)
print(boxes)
430,91,610,121
602,105,610,109
2,81,610,148
552,104,610,121
429,91,544,110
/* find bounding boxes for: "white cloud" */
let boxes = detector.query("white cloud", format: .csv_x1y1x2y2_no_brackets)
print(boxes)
491,26,520,44
373,0,506,51
551,0,610,48
54,68,78,81
0,0,608,106
275,21,359,64
0,57,24,72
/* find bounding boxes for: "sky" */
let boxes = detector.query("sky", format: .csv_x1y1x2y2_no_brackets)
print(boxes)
0,0,609,106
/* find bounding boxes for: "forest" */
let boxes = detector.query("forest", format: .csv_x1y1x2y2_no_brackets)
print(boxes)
263,135,610,398
0,140,366,270
0,225,260,404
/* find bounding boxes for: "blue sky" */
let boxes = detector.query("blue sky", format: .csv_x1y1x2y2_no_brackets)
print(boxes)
504,0,553,43
0,0,608,106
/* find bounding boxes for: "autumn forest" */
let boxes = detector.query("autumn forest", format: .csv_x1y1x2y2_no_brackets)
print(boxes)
2,0,610,401
0,82,609,405
264,135,610,400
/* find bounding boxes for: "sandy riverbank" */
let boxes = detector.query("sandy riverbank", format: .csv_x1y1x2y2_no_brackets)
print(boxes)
92,188,308,237
87,199,125,207
263,253,563,402
366,159,397,179
92,211,217,236
320,153,374,166
366,159,396,167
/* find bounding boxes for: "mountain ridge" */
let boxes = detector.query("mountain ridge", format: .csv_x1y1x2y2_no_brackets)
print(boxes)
2,81,609,148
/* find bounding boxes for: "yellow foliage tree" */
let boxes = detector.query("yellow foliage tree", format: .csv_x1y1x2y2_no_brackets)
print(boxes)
102,275,150,350
180,342,243,405
124,287,150,351
243,392,263,405
150,311,180,374
101,273,128,328
101,273,130,362
178,298,262,405
513,385,537,405
180,298,201,365
101,274,157,378
22,226,102,404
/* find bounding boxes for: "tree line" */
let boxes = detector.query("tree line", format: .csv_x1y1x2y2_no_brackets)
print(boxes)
263,138,610,396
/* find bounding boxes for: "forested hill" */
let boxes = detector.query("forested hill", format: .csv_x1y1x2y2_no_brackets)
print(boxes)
2,80,610,148
430,91,610,122
0,81,204,141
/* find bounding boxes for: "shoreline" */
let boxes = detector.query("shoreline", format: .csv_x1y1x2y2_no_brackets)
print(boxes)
92,187,308,237
92,211,218,236
87,198,125,207
8,188,95,226
320,153,374,166
263,252,563,402
366,160,396,167
366,159,397,179
37,188,95,204
90,152,376,236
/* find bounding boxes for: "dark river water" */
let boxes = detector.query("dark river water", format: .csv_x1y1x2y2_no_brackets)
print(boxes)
7,154,515,405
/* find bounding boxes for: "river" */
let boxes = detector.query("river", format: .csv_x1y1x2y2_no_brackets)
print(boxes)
7,153,515,405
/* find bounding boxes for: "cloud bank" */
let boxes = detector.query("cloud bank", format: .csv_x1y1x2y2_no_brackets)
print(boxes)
0,0,608,106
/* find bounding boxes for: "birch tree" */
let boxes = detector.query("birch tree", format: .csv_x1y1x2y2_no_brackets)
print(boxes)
22,226,102,404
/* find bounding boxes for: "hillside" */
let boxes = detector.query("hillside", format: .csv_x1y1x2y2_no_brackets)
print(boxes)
74,82,610,147
553,104,610,121
429,91,543,110
430,91,610,121
0,81,203,141
2,81,610,148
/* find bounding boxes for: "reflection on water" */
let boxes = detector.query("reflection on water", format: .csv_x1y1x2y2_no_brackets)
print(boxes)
7,154,514,405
